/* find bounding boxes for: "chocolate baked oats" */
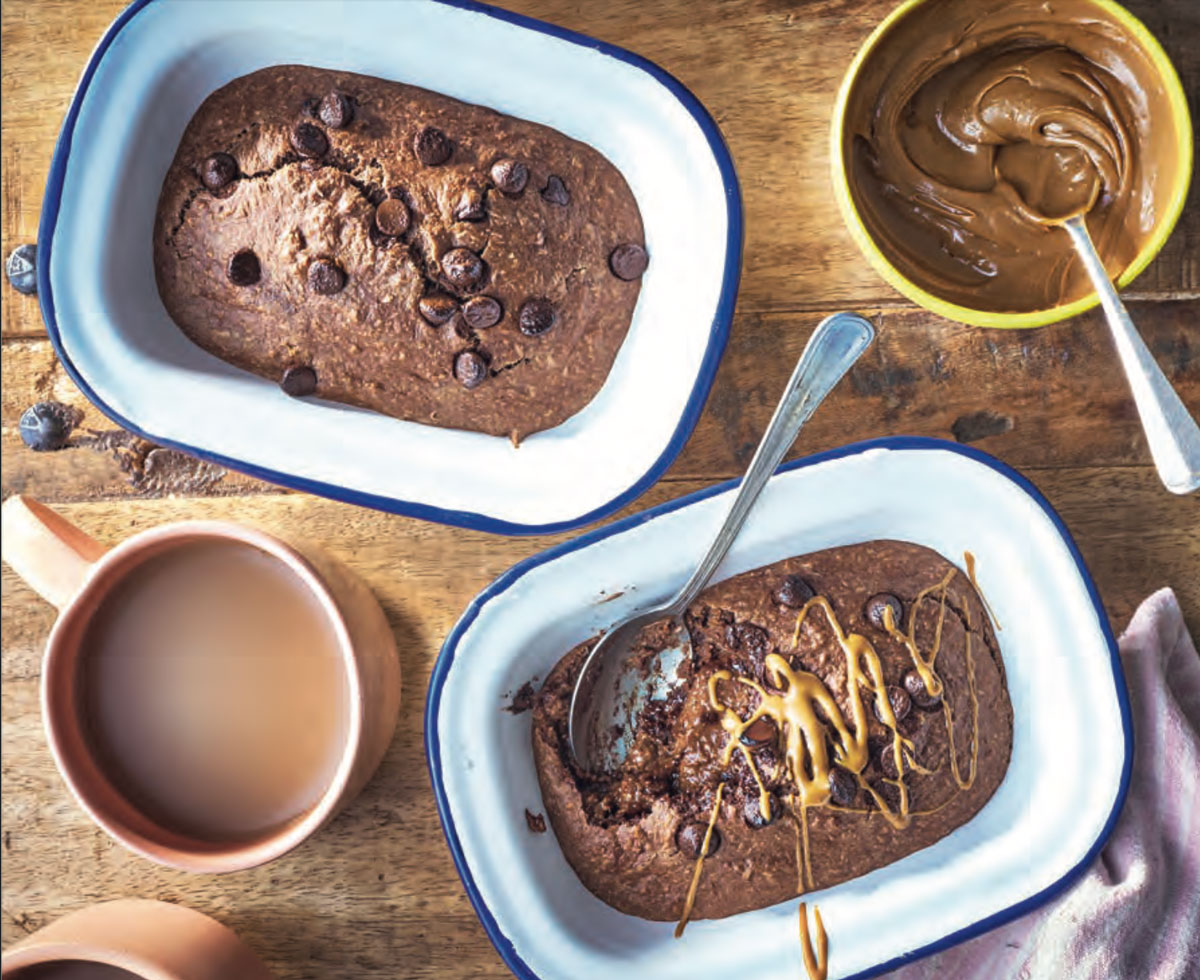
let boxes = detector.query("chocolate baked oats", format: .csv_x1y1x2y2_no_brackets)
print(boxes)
532,541,1011,926
154,66,646,440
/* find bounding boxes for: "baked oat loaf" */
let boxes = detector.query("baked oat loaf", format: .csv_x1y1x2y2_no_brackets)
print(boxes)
154,66,647,440
531,540,1012,923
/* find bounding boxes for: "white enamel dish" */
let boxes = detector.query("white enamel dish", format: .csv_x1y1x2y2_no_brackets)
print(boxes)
38,0,741,534
427,438,1131,979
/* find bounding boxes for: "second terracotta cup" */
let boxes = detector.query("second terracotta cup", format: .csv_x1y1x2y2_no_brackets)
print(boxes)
0,496,401,873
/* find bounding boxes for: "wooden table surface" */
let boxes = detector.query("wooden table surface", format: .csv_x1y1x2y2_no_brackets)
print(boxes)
2,0,1197,975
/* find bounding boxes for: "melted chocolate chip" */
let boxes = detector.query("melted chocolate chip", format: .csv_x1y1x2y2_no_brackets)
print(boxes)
609,243,649,280
869,736,898,779
540,174,570,206
726,622,769,658
414,125,452,166
201,153,238,192
743,793,779,829
418,293,458,325
518,297,556,336
318,91,354,129
462,295,502,329
291,122,329,158
280,365,317,397
903,669,942,710
874,685,912,724
307,258,346,295
491,158,529,194
865,593,904,630
454,349,489,389
827,765,859,807
676,821,721,859
773,574,815,609
739,716,776,747
227,249,261,286
19,401,75,452
441,247,486,292
374,198,410,237
454,187,487,222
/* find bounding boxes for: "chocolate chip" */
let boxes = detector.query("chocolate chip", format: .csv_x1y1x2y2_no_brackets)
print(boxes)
903,669,942,710
518,298,556,336
874,740,900,779
414,125,452,166
280,365,317,397
419,293,458,325
201,153,238,191
441,247,486,292
291,122,329,159
462,295,502,329
739,715,776,747
318,92,354,129
874,685,912,724
302,96,320,118
609,243,649,280
540,174,570,206
773,574,815,609
743,793,779,828
676,821,720,859
307,258,346,295
19,401,75,451
454,349,488,389
828,765,859,807
227,249,261,286
454,187,487,222
491,158,529,194
5,244,36,295
374,198,410,237
865,593,903,630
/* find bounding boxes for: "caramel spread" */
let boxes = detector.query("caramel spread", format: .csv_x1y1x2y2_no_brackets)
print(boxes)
844,0,1182,312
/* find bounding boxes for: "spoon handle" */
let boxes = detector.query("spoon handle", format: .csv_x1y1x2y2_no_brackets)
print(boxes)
1064,217,1200,494
667,312,875,615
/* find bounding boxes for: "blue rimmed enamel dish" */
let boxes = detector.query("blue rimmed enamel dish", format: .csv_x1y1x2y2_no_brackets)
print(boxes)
427,437,1131,979
38,0,741,534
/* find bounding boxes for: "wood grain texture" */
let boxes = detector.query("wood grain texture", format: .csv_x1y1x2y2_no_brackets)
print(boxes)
2,0,1197,342
2,1,1198,977
3,299,1198,504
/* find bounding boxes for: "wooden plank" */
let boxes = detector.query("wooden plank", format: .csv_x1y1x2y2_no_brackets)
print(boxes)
3,0,1196,341
669,299,1200,478
5,299,1197,504
1,470,1195,973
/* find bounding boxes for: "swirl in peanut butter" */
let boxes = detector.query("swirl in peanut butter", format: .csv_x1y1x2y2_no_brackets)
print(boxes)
844,0,1183,312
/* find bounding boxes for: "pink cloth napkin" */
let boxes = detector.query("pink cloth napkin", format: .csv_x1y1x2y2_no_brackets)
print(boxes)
882,587,1200,980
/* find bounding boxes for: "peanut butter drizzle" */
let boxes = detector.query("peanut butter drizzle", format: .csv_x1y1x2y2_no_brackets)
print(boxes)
882,565,984,791
799,902,828,980
674,784,725,939
673,559,990,951
965,550,1002,631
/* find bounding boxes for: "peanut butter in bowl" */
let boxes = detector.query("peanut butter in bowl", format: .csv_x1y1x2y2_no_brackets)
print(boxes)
833,0,1192,325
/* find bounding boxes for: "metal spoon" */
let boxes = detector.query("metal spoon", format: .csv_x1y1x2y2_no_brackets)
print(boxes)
568,312,876,775
1058,213,1200,494
999,172,1200,494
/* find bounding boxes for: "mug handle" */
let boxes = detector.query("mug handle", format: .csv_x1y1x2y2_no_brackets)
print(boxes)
1,496,107,609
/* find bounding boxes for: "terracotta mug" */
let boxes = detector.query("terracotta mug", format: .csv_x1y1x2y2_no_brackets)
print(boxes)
0,495,401,873
0,898,275,979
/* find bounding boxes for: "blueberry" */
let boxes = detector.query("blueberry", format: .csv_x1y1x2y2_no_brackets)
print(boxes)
6,244,37,295
19,401,76,451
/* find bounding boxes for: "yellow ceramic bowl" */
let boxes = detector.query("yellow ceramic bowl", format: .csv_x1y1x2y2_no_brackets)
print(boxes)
830,0,1193,328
